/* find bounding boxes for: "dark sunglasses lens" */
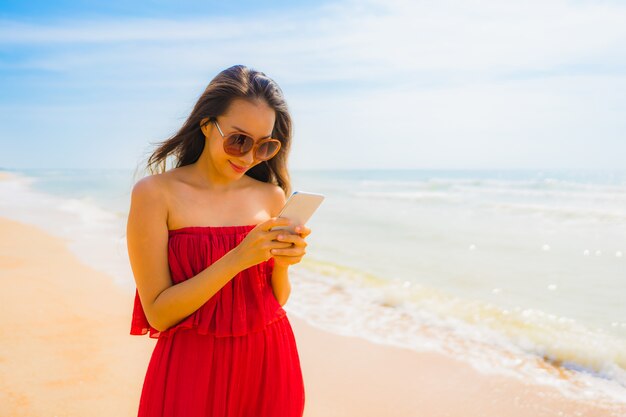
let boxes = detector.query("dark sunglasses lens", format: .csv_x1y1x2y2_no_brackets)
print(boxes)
256,141,280,160
224,134,253,156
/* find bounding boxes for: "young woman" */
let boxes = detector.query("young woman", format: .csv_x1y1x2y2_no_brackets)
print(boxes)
126,64,310,417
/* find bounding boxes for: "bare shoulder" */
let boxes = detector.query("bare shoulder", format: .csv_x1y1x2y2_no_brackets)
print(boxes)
263,181,287,217
132,172,164,193
130,172,171,206
128,173,171,232
245,176,286,217
132,167,188,199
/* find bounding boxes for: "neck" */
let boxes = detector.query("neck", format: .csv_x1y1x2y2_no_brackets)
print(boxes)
189,157,248,192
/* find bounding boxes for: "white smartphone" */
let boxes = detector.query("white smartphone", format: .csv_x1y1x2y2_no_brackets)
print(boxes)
270,191,325,233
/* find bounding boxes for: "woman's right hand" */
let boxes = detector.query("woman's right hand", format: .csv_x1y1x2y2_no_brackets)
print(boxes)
234,217,295,270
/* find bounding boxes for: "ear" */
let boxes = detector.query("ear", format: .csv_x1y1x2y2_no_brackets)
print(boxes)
200,117,210,135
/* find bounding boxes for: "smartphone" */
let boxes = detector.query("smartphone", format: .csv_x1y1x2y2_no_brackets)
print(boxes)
270,191,325,233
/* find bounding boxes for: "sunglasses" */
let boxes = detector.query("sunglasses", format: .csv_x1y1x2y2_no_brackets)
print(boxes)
209,118,281,162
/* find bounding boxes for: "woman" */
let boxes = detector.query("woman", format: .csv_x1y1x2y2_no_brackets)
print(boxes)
126,64,309,417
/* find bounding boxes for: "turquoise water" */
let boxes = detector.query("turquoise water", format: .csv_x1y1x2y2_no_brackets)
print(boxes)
4,167,626,333
4,167,626,330
1,167,625,407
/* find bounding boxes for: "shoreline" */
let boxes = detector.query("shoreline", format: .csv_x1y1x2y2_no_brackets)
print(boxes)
0,215,624,416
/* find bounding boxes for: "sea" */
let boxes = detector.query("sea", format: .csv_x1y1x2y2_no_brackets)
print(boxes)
1,167,625,411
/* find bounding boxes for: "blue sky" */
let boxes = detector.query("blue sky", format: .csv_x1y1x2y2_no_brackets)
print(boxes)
1,0,625,170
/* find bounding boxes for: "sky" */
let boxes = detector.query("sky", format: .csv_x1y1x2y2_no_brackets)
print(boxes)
1,0,625,170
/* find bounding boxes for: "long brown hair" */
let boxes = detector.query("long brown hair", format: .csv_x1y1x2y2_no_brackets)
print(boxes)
134,64,292,197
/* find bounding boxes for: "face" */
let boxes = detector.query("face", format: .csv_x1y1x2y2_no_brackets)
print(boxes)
200,98,276,177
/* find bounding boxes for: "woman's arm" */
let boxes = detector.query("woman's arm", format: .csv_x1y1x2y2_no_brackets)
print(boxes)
126,175,247,332
271,264,292,306
269,185,292,306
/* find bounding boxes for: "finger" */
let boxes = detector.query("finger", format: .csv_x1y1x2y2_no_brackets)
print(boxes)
275,233,296,242
271,247,305,256
272,252,303,262
277,234,306,247
272,241,294,249
264,216,293,232
270,229,293,241
294,225,311,237
269,223,301,240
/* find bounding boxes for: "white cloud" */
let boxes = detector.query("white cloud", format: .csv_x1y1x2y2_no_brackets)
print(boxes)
1,0,625,169
2,0,625,82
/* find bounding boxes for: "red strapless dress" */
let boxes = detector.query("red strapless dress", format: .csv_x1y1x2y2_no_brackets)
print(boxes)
130,224,305,417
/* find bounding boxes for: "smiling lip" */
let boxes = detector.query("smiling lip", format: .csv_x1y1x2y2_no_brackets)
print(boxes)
229,161,247,172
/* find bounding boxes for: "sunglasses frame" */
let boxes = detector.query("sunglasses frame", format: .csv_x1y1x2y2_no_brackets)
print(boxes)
210,118,281,162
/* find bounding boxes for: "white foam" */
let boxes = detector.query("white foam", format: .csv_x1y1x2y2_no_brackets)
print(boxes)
285,258,626,408
0,171,134,290
351,190,460,203
3,169,626,410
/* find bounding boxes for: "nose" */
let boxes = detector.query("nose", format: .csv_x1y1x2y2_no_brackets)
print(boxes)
239,151,255,167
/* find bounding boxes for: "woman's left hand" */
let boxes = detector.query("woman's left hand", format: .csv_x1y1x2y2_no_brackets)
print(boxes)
270,225,311,267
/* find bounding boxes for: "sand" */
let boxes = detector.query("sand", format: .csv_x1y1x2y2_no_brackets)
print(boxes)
0,215,623,416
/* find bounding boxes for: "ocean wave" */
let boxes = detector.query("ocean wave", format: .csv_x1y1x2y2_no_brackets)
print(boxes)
488,202,626,222
288,258,626,409
358,176,626,200
350,190,461,202
359,177,626,196
4,168,625,410
0,170,134,288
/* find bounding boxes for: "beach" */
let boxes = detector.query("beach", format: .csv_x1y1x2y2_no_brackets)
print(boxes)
3,0,626,412
1,214,623,416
